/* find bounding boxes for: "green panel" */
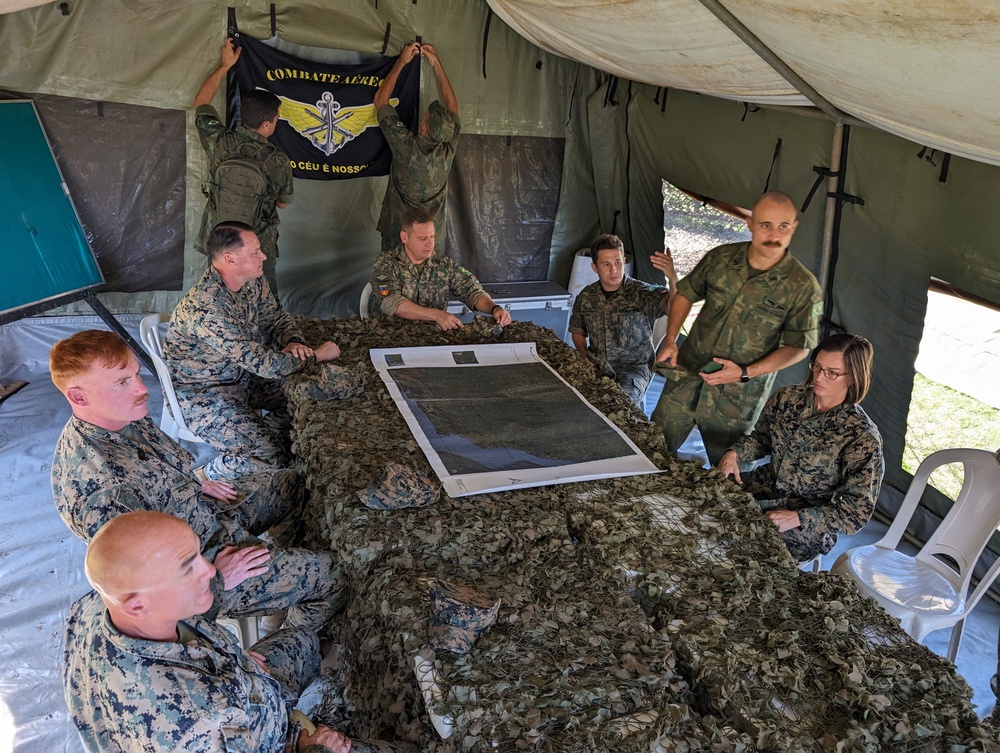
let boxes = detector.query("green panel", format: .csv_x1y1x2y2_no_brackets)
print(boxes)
0,100,102,316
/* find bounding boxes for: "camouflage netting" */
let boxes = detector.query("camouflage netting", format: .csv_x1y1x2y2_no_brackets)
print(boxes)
285,317,1000,752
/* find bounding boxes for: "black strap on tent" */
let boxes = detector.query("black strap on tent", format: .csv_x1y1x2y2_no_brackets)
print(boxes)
821,124,866,324
227,7,238,38
482,8,493,79
624,81,638,257
380,23,391,54
603,76,619,108
610,209,621,235
269,4,276,37
939,153,951,183
762,138,782,193
740,102,760,122
800,166,837,214
653,87,669,113
919,146,953,183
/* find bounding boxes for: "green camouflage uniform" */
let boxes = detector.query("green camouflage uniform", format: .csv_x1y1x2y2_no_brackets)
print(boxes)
729,384,884,560
166,265,315,480
377,101,460,252
568,277,669,406
51,414,341,629
63,592,332,753
651,242,822,464
368,244,486,318
195,104,293,294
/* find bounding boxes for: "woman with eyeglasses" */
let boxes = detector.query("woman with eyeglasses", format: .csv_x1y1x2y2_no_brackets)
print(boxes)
717,333,884,562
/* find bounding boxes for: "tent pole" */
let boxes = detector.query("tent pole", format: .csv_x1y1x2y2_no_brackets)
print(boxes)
818,122,843,298
693,0,845,123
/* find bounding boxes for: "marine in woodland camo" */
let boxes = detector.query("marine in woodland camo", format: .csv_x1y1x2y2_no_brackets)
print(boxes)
63,589,331,753
651,241,822,462
166,265,314,479
51,414,341,628
569,276,670,407
729,384,884,560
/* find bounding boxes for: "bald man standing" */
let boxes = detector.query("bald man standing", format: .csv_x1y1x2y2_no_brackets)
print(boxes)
63,511,351,753
652,191,823,464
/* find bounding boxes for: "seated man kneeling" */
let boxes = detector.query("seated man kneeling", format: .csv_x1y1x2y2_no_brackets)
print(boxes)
64,511,351,753
718,333,884,561
368,207,511,330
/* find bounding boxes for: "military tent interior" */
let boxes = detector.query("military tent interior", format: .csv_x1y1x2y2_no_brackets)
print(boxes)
3,0,1000,750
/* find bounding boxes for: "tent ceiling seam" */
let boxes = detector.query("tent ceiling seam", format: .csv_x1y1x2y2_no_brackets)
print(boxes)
694,0,846,123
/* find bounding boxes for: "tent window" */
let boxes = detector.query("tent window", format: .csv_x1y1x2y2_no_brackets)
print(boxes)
903,279,1000,499
662,180,750,278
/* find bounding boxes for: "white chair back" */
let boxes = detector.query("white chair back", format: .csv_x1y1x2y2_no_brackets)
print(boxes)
359,282,373,320
833,447,1000,662
138,314,206,444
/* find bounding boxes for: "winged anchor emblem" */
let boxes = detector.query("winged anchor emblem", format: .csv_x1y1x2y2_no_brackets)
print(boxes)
276,93,398,156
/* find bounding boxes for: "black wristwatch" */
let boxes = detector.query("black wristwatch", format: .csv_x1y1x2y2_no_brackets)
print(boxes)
740,365,750,383
491,304,503,314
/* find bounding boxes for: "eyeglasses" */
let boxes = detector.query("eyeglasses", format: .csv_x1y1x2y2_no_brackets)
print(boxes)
809,361,847,380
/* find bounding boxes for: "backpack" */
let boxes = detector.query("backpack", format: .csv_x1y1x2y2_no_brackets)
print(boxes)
206,137,276,230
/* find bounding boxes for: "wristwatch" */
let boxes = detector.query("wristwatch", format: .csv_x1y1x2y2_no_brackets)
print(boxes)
740,365,750,383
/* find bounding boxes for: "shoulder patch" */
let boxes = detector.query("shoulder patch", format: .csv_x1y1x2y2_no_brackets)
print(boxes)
374,273,390,283
457,266,473,277
811,300,824,317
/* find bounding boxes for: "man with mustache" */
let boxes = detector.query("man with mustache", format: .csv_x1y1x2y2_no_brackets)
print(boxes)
651,191,823,465
50,329,342,631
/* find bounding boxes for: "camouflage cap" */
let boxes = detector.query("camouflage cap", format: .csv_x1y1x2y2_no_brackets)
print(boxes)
289,362,365,402
427,579,501,655
357,462,441,510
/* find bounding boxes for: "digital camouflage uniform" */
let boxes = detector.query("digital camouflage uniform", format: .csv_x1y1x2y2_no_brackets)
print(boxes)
51,414,341,629
195,104,293,294
569,277,669,407
377,101,460,252
729,384,884,561
368,244,486,319
166,265,315,480
651,242,822,464
63,592,334,753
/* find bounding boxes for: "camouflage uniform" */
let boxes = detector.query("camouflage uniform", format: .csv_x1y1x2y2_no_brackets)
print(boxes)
568,277,669,407
650,242,822,464
166,265,315,480
377,101,460,252
195,103,293,294
729,384,884,560
51,414,341,629
63,591,332,753
368,244,486,318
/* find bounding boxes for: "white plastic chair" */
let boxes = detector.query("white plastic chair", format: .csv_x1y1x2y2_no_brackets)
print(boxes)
359,282,373,320
138,314,207,444
798,554,822,573
832,448,1000,662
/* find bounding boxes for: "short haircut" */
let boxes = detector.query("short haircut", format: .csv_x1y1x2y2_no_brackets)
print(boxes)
241,89,280,130
206,221,253,261
401,207,435,232
50,330,132,393
753,190,797,216
806,332,875,404
589,234,625,264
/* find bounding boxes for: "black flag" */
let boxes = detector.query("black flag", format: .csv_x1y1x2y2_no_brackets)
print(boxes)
229,35,420,181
